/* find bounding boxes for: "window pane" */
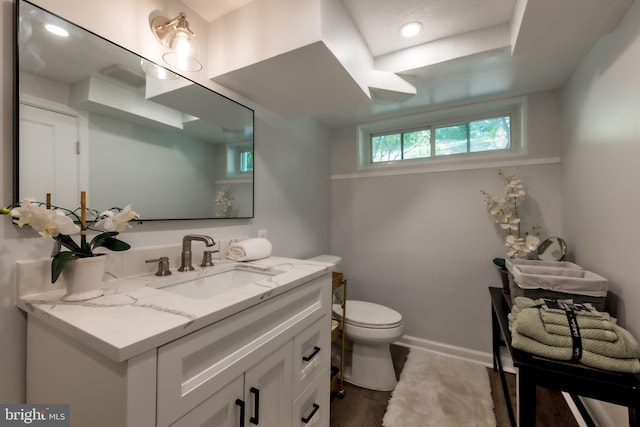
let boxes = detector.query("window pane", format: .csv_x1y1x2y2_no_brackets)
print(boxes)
240,151,253,172
435,124,468,156
470,116,510,152
371,134,402,162
402,129,431,159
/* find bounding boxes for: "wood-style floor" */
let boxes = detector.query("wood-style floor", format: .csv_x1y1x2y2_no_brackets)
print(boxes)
329,345,578,427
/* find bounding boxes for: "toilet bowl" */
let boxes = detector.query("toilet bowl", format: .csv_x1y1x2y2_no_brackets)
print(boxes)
333,300,404,391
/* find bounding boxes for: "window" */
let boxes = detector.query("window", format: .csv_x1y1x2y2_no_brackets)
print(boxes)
227,141,253,177
239,150,254,173
371,115,511,163
360,98,523,169
371,129,431,162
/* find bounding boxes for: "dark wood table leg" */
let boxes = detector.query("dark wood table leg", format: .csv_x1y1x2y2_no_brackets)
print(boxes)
518,368,537,427
492,306,499,372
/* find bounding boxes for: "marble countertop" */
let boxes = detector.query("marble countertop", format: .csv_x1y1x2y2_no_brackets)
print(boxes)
17,257,332,362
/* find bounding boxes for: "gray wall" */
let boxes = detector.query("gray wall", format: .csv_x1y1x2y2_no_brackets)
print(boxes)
331,91,564,354
561,1,640,424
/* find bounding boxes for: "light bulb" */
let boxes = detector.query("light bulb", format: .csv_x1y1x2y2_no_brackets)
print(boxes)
44,24,69,37
401,22,422,38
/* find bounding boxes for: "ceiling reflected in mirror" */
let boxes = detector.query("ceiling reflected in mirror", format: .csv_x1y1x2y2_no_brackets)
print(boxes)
16,0,254,220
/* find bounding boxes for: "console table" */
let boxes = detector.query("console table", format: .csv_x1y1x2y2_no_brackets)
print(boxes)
490,287,640,427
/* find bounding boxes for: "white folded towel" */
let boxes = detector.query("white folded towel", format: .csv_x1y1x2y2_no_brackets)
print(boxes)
227,238,272,261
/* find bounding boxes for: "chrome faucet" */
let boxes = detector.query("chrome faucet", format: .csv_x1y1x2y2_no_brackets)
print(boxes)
179,234,215,271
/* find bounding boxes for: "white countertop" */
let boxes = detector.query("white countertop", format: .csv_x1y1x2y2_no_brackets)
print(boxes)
17,257,332,362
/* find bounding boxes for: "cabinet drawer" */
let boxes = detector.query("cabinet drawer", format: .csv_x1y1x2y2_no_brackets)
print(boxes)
157,276,330,427
293,317,331,396
292,368,330,427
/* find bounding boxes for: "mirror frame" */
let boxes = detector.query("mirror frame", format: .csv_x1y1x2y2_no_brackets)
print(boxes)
13,0,255,221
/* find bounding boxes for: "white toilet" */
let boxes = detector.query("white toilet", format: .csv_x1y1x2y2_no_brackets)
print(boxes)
333,300,404,391
306,255,404,392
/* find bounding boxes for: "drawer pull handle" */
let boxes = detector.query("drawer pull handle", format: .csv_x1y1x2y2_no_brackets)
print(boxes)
235,399,245,427
301,403,320,423
302,346,321,362
250,387,260,424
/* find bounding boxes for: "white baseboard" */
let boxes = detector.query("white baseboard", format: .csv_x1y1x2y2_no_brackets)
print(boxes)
395,334,514,372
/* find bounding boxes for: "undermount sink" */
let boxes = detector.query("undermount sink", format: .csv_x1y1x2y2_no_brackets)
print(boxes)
150,265,282,299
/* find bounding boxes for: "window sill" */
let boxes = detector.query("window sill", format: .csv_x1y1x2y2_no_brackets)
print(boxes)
332,155,561,180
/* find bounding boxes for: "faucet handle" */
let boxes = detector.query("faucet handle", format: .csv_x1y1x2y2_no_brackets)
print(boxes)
146,257,172,276
200,250,219,267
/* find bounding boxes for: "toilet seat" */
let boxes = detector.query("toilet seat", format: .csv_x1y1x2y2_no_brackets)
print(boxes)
333,301,403,329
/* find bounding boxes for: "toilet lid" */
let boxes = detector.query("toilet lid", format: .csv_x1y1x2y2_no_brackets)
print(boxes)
333,300,403,328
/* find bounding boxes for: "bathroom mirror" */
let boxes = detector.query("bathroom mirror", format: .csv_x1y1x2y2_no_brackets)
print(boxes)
537,237,567,261
15,0,254,220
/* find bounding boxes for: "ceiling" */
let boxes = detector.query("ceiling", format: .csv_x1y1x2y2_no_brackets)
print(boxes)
183,0,634,127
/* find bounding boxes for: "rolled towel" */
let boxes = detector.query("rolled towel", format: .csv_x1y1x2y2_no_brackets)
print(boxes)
227,238,272,261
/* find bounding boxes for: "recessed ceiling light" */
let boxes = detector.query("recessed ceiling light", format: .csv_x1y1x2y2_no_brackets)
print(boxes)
400,21,423,38
44,24,69,37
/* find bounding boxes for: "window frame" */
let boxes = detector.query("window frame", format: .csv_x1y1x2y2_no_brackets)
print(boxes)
358,97,525,171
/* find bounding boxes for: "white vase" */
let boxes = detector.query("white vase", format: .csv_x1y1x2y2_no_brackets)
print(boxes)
61,255,107,302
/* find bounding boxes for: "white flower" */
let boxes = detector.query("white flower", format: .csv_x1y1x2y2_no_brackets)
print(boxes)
3,195,139,283
10,199,80,238
94,205,139,232
482,169,541,259
215,187,233,217
525,234,540,251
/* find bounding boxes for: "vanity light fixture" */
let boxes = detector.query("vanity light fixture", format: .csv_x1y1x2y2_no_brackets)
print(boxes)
400,21,423,38
44,23,69,37
150,12,203,72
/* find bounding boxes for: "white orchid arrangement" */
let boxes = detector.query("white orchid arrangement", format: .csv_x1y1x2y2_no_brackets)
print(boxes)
215,186,233,218
481,169,540,259
1,192,139,283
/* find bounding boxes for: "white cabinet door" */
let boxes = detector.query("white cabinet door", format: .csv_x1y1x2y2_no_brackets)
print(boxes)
171,375,244,427
244,341,294,427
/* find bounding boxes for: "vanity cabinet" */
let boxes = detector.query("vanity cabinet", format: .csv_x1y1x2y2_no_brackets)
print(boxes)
26,273,331,427
171,343,292,427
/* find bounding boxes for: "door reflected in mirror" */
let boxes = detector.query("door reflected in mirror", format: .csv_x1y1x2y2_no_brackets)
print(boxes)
16,0,254,220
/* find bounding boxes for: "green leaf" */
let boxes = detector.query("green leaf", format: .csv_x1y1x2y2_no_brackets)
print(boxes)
56,234,82,253
51,251,77,283
96,237,131,252
89,231,118,248
492,257,506,268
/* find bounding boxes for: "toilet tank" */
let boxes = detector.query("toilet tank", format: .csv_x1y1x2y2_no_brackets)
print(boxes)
307,255,342,269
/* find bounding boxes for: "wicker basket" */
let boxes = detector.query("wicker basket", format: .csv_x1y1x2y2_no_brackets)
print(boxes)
505,259,608,310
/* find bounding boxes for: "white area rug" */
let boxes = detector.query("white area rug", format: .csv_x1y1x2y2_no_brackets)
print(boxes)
382,348,497,427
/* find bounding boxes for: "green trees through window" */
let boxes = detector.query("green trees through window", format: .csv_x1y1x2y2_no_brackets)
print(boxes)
371,115,510,163
240,150,254,173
